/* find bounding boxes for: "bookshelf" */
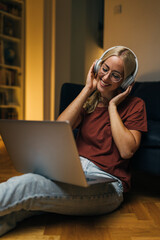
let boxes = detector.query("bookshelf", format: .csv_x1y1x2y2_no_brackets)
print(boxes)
0,0,24,119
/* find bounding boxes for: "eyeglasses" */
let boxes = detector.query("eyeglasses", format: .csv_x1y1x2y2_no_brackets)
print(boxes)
100,64,123,83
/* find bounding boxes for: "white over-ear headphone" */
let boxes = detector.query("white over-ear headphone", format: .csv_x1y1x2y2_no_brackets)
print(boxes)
94,46,138,90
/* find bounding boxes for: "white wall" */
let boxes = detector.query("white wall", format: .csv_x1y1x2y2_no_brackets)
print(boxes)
84,0,104,82
54,0,103,118
104,0,160,82
70,0,103,85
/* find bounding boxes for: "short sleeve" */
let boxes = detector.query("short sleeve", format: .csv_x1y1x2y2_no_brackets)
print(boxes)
120,97,148,132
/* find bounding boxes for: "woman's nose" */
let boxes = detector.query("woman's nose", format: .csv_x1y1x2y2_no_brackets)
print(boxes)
102,71,111,81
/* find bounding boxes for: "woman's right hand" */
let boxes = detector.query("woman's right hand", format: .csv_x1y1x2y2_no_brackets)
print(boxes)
57,61,98,127
85,61,98,92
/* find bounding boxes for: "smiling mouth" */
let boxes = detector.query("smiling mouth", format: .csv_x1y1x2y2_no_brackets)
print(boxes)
100,80,111,87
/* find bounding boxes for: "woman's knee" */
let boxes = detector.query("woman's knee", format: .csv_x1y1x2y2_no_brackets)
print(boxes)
0,173,54,217
7,173,50,191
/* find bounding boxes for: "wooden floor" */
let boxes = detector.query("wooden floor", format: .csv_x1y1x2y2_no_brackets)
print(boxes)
0,139,160,240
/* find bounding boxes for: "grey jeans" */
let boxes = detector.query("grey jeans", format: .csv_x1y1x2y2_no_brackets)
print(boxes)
0,157,123,236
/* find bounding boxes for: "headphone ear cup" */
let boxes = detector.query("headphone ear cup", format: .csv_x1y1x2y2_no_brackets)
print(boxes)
94,59,102,74
121,76,134,90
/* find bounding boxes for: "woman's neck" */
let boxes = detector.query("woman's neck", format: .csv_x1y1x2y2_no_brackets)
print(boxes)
100,90,118,101
97,95,109,107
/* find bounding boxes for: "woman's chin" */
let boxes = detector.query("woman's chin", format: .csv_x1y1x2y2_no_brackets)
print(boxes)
97,81,110,94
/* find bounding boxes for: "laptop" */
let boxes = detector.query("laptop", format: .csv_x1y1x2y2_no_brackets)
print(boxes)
0,120,116,187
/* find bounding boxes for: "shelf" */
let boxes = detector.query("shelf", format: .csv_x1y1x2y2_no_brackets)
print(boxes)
0,63,20,70
0,34,21,43
0,84,20,89
13,0,24,4
0,104,20,108
0,10,21,20
0,107,19,119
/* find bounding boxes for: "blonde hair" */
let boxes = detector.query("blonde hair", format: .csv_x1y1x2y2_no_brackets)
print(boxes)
83,46,137,113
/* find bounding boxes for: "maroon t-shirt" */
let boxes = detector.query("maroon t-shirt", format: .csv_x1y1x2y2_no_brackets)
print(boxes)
76,96,148,192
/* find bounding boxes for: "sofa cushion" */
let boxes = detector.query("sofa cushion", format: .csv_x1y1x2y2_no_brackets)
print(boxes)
59,83,84,114
131,82,160,121
132,148,160,175
142,120,160,147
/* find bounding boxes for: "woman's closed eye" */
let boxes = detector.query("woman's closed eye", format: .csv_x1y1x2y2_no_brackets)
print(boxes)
102,67,109,72
102,68,121,80
112,72,121,80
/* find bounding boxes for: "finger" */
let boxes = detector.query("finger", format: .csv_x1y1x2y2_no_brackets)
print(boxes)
91,60,98,72
127,85,133,93
90,62,98,77
124,85,132,94
89,61,96,74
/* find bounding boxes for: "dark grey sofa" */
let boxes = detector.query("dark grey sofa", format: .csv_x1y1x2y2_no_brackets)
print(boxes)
130,82,160,176
60,82,160,176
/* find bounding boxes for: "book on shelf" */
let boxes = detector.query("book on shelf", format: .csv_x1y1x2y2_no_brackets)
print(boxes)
0,91,8,105
3,17,14,37
0,13,2,34
5,68,17,86
0,89,19,107
0,40,4,64
0,108,18,119
0,1,22,17
0,68,18,86
7,108,18,119
0,68,5,85
0,2,8,13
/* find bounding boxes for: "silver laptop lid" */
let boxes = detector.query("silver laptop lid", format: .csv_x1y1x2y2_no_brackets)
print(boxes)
0,120,88,187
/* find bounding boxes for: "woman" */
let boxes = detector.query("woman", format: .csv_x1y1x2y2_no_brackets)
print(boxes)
0,46,147,236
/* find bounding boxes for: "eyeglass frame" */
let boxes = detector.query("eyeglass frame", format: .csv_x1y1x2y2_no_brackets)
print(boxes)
99,62,124,83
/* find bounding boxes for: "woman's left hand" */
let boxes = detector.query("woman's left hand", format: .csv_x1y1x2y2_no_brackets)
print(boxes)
108,84,141,159
109,85,133,107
